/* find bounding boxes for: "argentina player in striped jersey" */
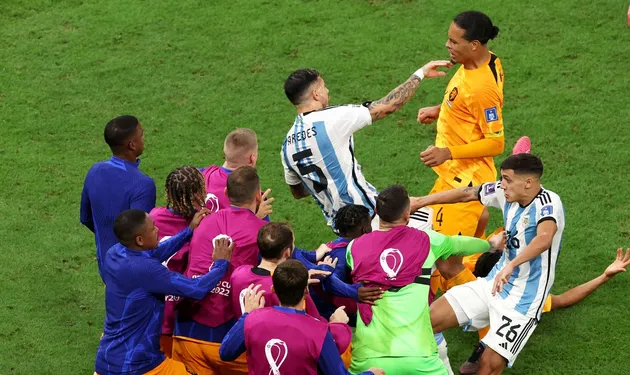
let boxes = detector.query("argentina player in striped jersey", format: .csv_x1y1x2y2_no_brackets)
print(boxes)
415,154,564,375
281,60,452,227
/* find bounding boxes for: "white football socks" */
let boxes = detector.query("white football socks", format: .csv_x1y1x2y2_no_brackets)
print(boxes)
435,332,455,375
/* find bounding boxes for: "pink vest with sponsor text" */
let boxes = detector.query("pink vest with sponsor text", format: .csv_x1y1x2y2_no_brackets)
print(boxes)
244,307,328,375
350,225,431,325
181,207,266,328
149,207,190,335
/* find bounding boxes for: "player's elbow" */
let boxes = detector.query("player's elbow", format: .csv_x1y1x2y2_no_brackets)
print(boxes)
491,136,505,156
219,344,238,362
537,234,555,250
369,104,396,122
80,219,95,232
289,184,308,199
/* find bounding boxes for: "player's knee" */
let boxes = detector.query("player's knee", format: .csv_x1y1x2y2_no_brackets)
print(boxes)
478,349,506,375
430,297,456,333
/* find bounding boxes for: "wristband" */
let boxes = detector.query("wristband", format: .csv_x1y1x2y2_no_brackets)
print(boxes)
413,68,425,81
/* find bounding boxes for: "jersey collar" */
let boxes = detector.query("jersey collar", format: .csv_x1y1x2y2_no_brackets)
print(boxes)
110,156,141,168
519,187,544,208
273,306,307,315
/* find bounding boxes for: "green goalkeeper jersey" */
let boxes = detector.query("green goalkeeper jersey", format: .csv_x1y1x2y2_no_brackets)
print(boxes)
346,229,490,372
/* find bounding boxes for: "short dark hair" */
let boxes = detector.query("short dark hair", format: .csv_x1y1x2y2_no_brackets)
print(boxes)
104,115,139,151
113,209,148,245
333,205,371,237
376,185,410,223
473,251,502,278
453,11,499,44
500,154,544,178
272,260,308,307
284,68,320,105
227,166,260,205
257,223,294,260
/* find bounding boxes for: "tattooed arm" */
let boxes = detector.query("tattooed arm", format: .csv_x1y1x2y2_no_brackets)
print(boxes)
410,185,481,211
367,60,452,122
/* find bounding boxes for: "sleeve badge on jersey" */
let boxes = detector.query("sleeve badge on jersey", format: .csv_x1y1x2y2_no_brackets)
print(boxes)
541,205,554,217
484,107,499,123
483,182,496,195
449,87,458,101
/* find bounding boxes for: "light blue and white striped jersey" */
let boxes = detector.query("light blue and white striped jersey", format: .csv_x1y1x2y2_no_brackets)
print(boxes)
479,181,565,320
281,105,378,226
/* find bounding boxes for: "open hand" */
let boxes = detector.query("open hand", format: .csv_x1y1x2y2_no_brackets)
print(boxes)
307,269,331,285
492,262,514,296
256,189,274,219
243,284,266,313
315,244,332,261
212,238,234,262
604,248,630,279
189,208,212,230
421,60,453,78
357,282,384,305
318,255,338,270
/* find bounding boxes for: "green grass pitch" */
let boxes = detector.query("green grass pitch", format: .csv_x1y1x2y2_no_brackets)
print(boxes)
0,0,629,373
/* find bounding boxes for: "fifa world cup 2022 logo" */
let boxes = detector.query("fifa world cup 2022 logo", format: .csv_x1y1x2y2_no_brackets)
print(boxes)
265,339,288,375
380,248,404,280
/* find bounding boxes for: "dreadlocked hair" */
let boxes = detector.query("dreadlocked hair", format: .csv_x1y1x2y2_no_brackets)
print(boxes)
333,204,371,237
165,166,206,219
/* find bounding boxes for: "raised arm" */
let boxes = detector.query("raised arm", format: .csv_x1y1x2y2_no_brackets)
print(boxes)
137,259,230,299
367,61,452,121
411,185,481,211
147,209,211,262
148,227,193,263
427,229,503,260
142,238,233,299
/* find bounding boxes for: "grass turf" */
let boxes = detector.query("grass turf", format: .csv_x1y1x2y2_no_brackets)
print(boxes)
0,0,629,373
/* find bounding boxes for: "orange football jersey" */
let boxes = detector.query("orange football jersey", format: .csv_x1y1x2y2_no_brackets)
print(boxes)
433,53,505,188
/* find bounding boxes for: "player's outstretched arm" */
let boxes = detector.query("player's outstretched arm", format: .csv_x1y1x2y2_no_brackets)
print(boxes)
368,60,452,121
137,259,230,300
550,248,630,310
427,230,504,260
410,185,481,212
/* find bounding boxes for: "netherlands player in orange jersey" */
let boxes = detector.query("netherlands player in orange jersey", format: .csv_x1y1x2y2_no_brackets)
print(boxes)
415,11,505,293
